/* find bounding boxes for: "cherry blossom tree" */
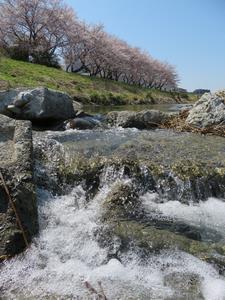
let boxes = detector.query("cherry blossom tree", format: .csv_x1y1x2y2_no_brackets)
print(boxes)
0,0,75,66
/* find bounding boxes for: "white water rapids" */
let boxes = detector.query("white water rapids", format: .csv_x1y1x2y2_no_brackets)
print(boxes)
1,181,225,299
1,127,225,299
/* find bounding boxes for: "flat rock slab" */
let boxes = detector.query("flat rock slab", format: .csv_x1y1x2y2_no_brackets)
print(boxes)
36,128,225,202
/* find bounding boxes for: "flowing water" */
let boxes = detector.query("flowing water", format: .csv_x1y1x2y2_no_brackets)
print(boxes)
83,103,192,114
1,186,225,299
1,127,225,299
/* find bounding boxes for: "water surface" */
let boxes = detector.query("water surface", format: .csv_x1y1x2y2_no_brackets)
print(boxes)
84,103,192,114
1,127,225,299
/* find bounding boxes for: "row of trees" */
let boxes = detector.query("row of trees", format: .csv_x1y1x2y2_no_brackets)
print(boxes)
0,0,178,90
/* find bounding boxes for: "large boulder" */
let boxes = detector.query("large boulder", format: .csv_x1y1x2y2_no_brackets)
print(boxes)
186,91,225,128
106,110,171,129
0,87,82,122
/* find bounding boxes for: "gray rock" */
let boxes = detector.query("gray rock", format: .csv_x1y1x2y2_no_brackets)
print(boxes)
0,114,16,131
186,91,225,128
0,115,15,165
164,272,204,299
67,118,97,130
0,117,38,259
102,182,141,221
0,89,19,112
0,87,82,121
106,110,171,129
66,112,103,130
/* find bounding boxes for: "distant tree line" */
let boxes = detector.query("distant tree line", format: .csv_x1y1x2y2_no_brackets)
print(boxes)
193,89,210,95
0,0,179,90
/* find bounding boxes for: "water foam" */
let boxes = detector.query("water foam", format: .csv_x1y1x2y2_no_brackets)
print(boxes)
142,193,225,240
1,186,225,299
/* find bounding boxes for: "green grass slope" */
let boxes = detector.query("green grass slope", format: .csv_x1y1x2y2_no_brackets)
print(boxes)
0,57,198,105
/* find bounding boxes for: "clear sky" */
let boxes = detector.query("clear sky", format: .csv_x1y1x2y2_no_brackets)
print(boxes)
67,0,225,92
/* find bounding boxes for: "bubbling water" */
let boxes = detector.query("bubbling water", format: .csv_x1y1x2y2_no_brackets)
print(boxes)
142,193,225,242
1,182,225,299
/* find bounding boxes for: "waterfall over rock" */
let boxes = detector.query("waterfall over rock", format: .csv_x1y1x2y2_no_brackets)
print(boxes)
1,127,225,299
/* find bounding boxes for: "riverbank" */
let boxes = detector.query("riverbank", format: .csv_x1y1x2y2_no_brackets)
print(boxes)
0,57,198,105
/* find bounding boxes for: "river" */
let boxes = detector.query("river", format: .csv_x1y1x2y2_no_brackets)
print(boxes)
1,116,225,299
83,103,192,114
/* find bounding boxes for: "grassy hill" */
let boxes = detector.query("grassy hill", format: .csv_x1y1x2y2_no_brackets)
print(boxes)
0,57,198,105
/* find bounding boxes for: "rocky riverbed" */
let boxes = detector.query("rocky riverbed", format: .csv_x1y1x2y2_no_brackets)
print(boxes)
0,89,225,299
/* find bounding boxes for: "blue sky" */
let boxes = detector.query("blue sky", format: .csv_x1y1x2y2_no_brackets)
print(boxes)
67,0,225,91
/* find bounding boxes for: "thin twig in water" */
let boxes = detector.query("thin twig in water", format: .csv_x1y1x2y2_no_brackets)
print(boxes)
84,281,108,300
98,281,108,299
0,171,29,248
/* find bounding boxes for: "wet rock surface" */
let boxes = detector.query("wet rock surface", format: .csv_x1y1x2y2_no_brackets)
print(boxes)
37,128,225,201
101,182,142,221
110,219,225,270
0,115,38,259
106,109,172,129
164,272,204,299
91,178,225,274
65,111,105,130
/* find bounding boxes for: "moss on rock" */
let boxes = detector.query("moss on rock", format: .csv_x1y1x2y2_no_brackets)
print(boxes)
112,220,225,271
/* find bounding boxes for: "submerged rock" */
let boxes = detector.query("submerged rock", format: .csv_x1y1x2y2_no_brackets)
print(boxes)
164,272,204,299
112,220,225,271
0,87,82,122
106,109,171,129
89,175,225,272
186,90,225,128
102,182,141,221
